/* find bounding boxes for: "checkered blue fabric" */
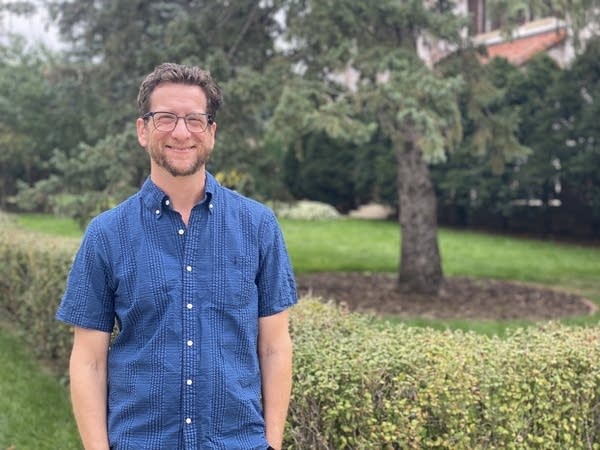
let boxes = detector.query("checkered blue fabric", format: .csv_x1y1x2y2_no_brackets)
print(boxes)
57,172,297,449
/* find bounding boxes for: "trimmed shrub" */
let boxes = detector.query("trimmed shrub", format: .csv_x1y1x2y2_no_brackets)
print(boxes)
288,300,600,449
269,200,341,220
0,213,78,372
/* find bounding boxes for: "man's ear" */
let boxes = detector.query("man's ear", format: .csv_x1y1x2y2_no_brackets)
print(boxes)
136,117,148,147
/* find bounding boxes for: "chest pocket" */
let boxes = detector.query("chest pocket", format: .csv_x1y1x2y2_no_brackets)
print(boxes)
214,254,257,307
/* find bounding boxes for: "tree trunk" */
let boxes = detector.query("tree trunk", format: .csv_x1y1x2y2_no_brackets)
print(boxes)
396,139,443,295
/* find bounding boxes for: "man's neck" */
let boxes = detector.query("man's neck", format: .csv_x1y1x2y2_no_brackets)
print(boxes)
150,168,207,225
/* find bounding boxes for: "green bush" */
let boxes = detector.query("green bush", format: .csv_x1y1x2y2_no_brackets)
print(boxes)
269,200,342,220
289,300,600,449
2,217,600,448
268,200,342,220
0,213,78,373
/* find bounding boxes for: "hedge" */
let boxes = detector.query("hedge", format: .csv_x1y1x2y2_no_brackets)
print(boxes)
290,300,600,449
2,215,600,449
0,214,77,376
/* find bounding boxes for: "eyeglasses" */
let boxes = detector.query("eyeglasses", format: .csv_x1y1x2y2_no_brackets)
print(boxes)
142,111,214,133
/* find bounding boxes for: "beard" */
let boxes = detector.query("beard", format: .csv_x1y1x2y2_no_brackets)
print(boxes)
147,144,211,177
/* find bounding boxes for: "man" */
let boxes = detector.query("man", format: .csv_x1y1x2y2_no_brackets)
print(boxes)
56,62,297,450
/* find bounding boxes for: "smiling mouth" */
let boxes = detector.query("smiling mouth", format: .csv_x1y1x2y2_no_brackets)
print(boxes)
166,145,195,151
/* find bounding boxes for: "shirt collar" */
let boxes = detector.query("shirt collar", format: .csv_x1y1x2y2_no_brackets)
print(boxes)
140,172,218,218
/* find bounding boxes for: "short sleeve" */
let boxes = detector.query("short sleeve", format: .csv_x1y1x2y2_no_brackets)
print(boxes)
56,218,116,332
256,211,297,317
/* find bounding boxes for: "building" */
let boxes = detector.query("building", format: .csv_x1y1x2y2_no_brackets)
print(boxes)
468,1,572,67
419,1,594,68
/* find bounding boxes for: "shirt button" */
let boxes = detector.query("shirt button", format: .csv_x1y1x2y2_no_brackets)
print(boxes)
155,209,160,215
178,229,185,235
187,379,193,385
165,199,170,206
186,265,192,272
187,303,193,309
187,340,193,347
185,417,192,424
209,203,214,210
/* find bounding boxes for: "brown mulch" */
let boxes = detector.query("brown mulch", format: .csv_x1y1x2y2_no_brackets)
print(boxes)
295,272,596,320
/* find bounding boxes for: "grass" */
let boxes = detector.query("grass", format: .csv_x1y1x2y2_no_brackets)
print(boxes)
281,218,399,273
281,218,600,331
15,213,82,238
282,218,600,286
0,327,80,449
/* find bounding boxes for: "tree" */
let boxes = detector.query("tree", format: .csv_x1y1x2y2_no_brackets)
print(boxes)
22,0,294,222
432,54,546,231
268,0,600,295
283,131,359,212
505,55,565,234
0,38,91,208
479,1,600,238
266,1,485,295
551,37,600,235
46,0,291,192
0,1,35,19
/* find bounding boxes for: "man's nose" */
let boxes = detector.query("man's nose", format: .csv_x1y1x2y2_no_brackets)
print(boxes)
171,117,191,137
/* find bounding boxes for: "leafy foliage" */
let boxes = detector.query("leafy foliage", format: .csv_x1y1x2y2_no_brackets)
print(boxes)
1,1,600,259
0,41,71,207
290,299,600,449
0,214,77,366
433,40,600,236
269,1,477,293
269,200,341,220
555,37,600,223
46,0,292,198
16,124,146,227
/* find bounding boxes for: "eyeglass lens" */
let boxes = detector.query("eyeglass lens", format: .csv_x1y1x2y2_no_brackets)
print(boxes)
152,112,210,132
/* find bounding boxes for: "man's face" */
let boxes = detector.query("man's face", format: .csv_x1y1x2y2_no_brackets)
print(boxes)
136,82,217,178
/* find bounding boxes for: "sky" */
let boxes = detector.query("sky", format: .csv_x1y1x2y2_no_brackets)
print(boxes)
0,2,64,49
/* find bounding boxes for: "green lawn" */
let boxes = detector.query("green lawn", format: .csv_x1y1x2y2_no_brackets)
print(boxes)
282,218,600,290
282,218,600,330
15,213,83,238
0,328,81,449
282,218,399,273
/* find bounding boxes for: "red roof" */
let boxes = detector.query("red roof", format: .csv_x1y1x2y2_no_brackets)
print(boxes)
480,28,567,66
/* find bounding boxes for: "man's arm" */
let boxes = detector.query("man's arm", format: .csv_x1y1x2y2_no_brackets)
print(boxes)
258,310,293,450
69,326,111,450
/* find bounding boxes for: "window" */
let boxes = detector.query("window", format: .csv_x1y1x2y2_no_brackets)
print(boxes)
468,0,486,34
468,0,539,34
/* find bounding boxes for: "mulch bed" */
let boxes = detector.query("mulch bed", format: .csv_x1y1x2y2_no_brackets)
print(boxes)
295,272,596,320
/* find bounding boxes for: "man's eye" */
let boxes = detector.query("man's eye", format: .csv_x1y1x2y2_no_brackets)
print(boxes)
156,115,176,123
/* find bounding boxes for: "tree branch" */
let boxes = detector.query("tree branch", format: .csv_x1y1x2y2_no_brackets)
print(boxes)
227,2,260,60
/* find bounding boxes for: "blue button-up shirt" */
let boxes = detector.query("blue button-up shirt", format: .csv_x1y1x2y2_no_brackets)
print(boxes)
56,173,297,449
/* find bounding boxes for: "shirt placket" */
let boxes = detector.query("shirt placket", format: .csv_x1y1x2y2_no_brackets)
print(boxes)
180,210,198,448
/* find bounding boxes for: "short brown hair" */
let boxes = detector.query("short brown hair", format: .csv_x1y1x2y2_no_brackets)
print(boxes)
137,62,223,117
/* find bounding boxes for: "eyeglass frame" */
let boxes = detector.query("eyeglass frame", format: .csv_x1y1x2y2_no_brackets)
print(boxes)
141,111,215,133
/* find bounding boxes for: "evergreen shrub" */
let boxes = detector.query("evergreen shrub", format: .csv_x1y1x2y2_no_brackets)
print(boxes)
269,200,341,220
0,214,77,371
289,300,600,449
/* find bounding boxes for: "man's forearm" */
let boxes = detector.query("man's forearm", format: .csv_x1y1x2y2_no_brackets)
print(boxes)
70,355,110,450
69,328,110,450
260,337,293,450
